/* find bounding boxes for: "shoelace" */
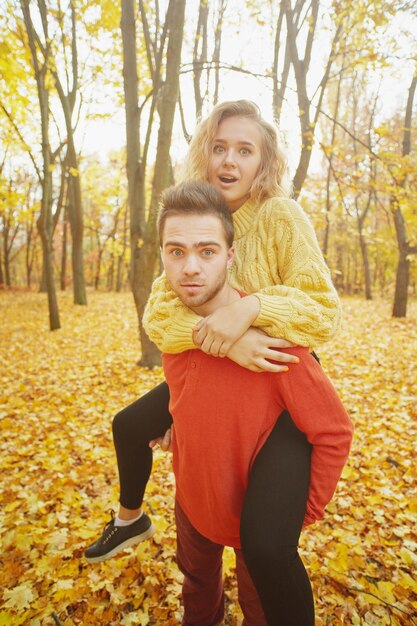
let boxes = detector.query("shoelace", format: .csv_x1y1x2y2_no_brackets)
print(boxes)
105,510,115,527
100,510,117,542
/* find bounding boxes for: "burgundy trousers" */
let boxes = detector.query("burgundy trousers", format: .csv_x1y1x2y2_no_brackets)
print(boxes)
175,501,267,626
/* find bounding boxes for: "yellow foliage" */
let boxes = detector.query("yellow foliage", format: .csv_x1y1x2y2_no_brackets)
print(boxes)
0,292,416,625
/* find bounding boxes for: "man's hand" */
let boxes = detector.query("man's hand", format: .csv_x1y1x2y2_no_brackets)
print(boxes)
227,328,300,372
149,427,173,452
193,295,260,357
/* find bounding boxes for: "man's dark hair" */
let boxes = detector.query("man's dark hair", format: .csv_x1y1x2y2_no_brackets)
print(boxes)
158,180,234,247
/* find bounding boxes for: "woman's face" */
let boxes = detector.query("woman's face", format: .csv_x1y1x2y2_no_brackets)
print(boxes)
207,116,263,212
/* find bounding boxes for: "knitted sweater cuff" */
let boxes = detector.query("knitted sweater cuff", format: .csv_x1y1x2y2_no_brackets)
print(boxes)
168,312,200,352
253,293,291,333
152,309,200,353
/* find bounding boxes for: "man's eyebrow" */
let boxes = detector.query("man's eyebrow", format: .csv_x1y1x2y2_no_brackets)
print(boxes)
194,241,221,248
163,240,184,248
163,240,221,248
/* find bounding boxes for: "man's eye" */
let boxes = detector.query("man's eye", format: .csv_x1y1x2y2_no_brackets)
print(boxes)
171,249,183,257
202,249,214,256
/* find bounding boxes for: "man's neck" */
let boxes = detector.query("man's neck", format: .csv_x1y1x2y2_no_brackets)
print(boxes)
192,284,240,317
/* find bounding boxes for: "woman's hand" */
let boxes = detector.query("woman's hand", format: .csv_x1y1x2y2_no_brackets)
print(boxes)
227,328,300,372
149,427,173,452
193,295,260,356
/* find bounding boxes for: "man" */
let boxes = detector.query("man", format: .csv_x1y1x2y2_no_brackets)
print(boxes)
157,180,353,625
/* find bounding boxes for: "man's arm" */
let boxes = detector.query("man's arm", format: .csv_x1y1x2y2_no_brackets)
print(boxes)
275,347,354,526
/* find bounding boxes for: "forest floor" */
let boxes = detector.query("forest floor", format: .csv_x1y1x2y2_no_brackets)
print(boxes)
0,290,416,626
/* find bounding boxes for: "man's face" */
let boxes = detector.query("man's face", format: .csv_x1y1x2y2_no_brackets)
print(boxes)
161,214,234,314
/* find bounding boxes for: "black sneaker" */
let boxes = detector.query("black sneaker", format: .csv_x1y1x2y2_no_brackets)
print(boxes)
84,511,156,563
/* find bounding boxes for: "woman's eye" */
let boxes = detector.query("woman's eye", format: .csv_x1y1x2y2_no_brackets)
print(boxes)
240,148,250,156
213,145,225,153
171,249,183,257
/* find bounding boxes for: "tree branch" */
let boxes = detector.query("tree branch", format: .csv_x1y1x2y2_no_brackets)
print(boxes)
0,103,41,181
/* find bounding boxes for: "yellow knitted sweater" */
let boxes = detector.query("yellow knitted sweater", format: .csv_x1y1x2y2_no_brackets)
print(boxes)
143,196,341,352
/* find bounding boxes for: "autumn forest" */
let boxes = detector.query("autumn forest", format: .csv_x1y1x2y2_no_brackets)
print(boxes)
1,0,416,625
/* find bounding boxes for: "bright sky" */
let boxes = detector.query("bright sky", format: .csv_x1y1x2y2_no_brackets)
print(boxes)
80,2,417,176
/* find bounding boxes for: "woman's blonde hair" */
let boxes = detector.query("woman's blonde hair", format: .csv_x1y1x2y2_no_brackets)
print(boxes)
180,100,291,202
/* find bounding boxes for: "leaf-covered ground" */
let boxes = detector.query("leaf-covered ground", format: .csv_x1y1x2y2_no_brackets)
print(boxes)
1,291,416,626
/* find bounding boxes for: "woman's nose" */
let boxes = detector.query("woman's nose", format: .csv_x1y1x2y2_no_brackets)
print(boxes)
223,149,237,166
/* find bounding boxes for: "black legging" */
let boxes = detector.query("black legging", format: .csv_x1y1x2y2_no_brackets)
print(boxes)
240,410,314,625
112,382,314,625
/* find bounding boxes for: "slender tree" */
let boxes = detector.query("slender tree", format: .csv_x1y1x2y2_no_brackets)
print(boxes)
212,0,226,106
322,55,346,259
23,181,38,289
282,0,342,197
351,75,379,301
121,0,186,366
20,0,60,329
0,247,4,287
45,0,87,304
392,73,417,317
193,0,209,120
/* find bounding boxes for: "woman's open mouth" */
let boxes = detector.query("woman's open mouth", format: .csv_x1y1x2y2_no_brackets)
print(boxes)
219,175,238,184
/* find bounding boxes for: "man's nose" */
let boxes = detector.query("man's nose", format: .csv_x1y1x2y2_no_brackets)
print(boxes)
183,254,201,274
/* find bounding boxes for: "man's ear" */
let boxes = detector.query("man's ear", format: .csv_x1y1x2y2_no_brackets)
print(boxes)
227,246,234,268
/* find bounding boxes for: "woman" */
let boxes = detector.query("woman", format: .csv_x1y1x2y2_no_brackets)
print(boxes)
85,100,342,625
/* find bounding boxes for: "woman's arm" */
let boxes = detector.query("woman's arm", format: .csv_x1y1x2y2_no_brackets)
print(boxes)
252,201,341,346
226,328,299,372
143,276,301,371
142,274,201,353
193,200,341,355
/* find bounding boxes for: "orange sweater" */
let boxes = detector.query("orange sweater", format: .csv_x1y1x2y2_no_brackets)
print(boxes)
163,346,353,548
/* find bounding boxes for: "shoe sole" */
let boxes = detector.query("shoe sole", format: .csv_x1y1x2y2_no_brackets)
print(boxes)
85,523,156,564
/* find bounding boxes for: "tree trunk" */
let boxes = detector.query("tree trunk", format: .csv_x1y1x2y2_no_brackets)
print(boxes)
212,0,226,106
39,263,47,292
94,234,103,290
283,0,316,197
0,247,4,287
121,0,147,355
25,213,36,289
60,205,68,290
392,251,409,318
116,202,129,292
66,150,87,304
121,0,186,368
193,0,209,120
323,57,345,258
2,220,11,287
21,0,60,329
392,74,417,318
138,0,186,367
283,0,341,197
37,146,60,328
359,230,372,300
38,208,60,329
107,247,115,291
49,0,87,305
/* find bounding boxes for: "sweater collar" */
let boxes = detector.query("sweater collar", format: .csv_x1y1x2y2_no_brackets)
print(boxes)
232,198,258,240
